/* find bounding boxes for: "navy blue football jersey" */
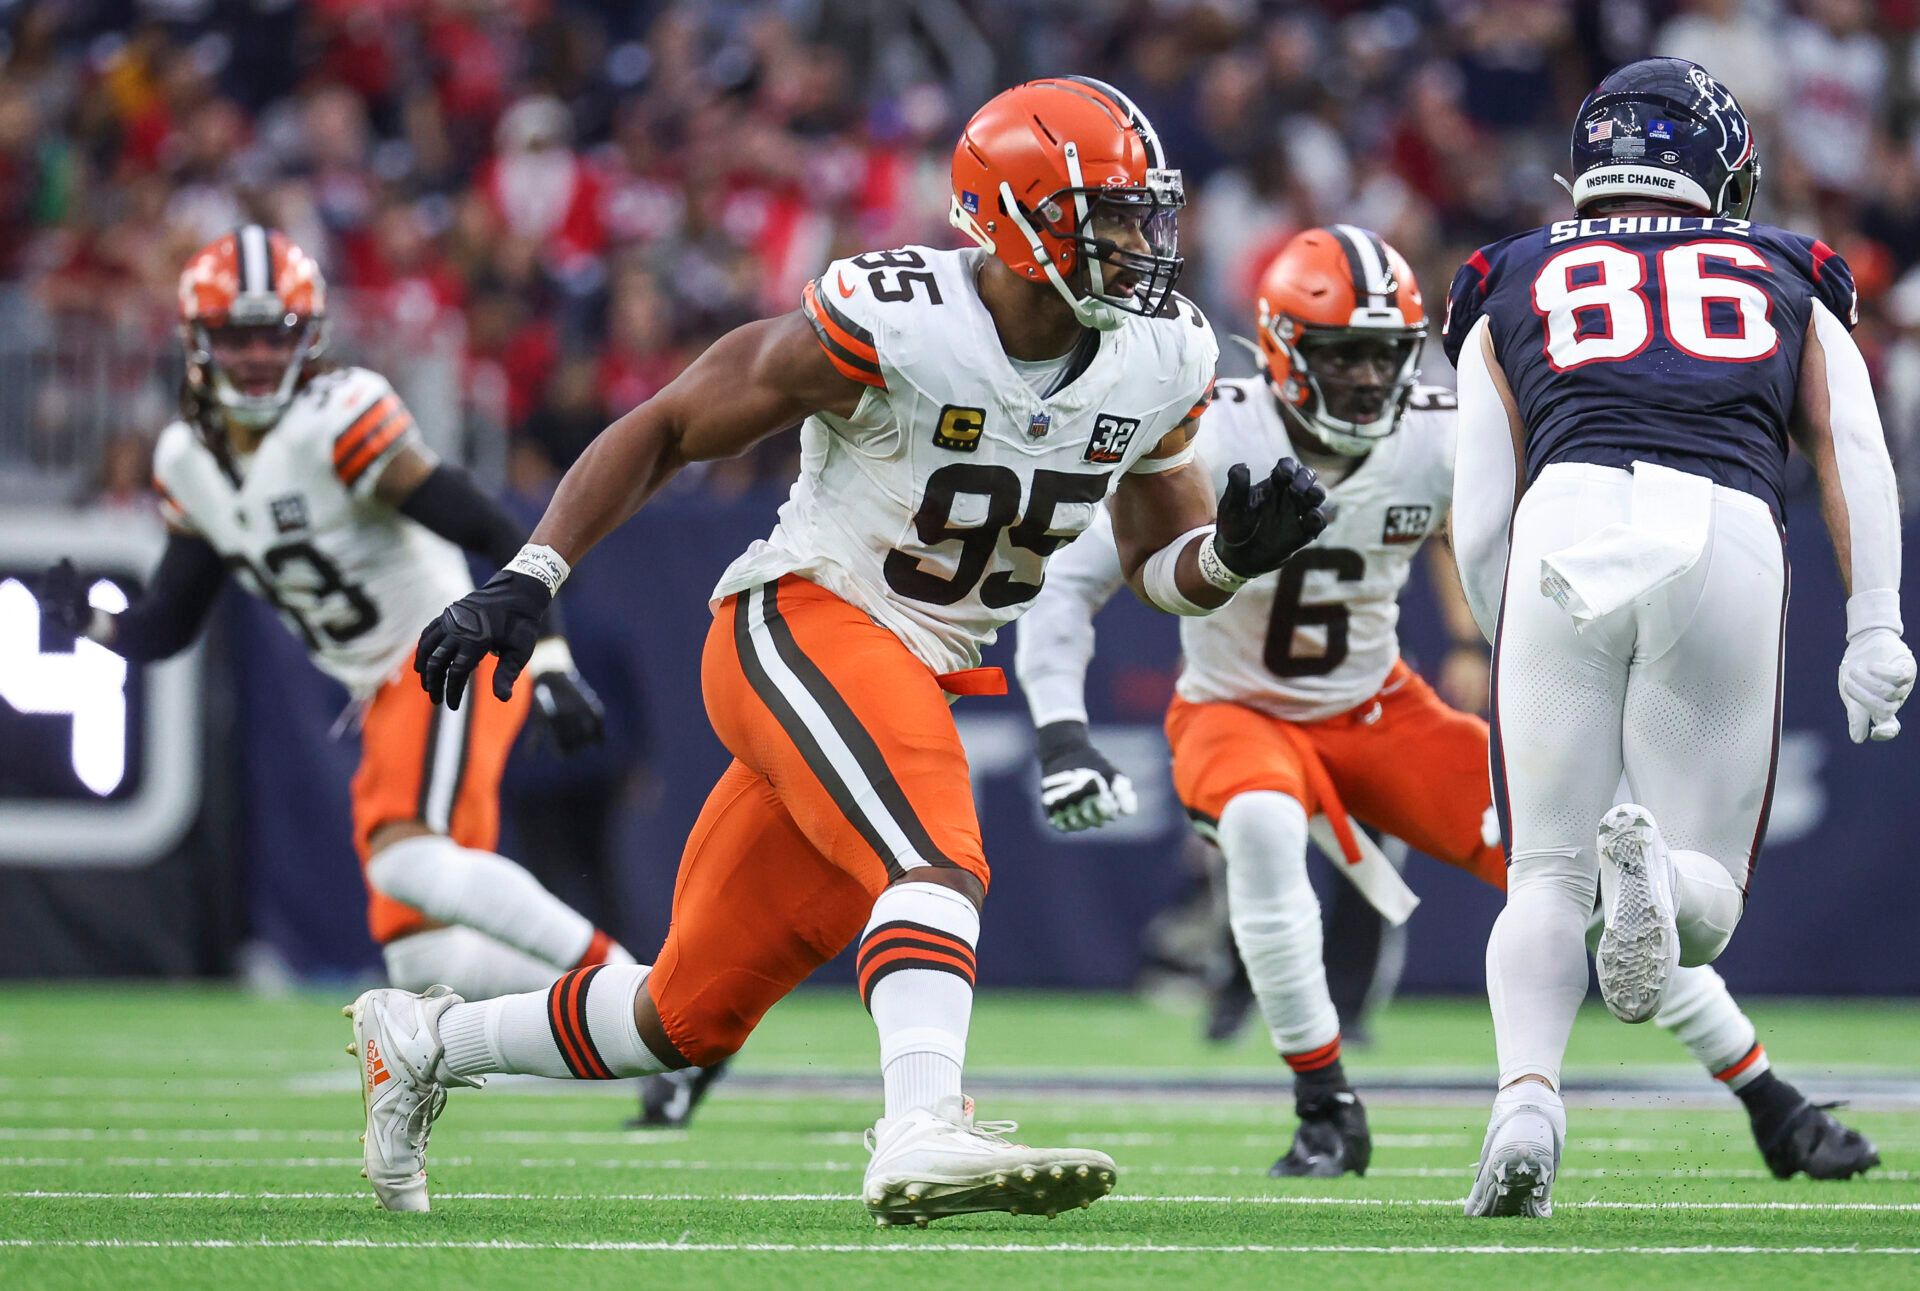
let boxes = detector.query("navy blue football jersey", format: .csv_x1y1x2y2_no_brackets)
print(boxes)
1441,215,1858,515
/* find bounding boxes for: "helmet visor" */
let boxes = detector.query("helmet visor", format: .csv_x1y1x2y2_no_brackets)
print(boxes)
203,318,313,398
1038,168,1186,316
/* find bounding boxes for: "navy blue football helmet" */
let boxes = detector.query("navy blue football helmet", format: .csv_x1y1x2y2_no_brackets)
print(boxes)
1565,58,1759,219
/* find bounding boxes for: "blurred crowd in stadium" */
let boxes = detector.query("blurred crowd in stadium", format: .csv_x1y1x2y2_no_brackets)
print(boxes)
5,0,1920,502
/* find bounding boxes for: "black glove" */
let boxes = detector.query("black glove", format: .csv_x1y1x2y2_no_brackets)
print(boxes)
1213,457,1330,578
1036,719,1137,832
36,559,95,635
415,568,551,709
530,654,607,753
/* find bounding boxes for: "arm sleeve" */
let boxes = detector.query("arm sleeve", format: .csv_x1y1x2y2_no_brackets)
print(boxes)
1450,316,1517,643
1810,298,1902,609
107,531,227,662
396,464,526,569
1013,508,1129,728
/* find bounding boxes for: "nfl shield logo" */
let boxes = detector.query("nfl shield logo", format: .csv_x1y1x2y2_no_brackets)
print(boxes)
1027,411,1052,438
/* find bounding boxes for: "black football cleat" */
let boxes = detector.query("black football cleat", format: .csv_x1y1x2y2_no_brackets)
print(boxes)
1759,1100,1881,1181
629,1059,731,1130
1270,1089,1371,1178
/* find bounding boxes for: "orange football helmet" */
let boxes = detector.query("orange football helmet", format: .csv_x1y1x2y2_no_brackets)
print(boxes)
1254,225,1426,456
950,77,1183,329
178,224,329,431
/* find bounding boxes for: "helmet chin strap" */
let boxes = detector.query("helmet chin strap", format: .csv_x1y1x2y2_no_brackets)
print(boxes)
997,180,1124,332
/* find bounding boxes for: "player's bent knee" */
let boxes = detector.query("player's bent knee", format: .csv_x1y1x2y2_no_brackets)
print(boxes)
650,969,772,1068
891,866,985,911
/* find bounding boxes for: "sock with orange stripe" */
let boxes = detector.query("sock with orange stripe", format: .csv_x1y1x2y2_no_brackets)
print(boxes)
435,964,667,1080
1651,964,1768,1089
1218,792,1345,1066
858,882,980,1120
1284,1038,1350,1097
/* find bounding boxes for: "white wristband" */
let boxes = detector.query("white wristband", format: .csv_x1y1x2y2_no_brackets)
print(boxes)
1196,534,1251,594
1846,588,1903,641
1140,524,1218,617
505,543,570,597
527,635,575,676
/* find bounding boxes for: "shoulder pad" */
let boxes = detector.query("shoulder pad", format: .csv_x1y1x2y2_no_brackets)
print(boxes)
1441,247,1498,367
1800,234,1860,330
150,421,205,531
801,249,954,390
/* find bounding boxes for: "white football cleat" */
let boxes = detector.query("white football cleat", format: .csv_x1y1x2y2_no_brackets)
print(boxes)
862,1095,1117,1227
343,985,479,1212
1595,803,1680,1023
1464,1086,1565,1218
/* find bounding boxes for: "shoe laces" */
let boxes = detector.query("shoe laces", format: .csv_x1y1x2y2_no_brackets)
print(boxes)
402,1083,447,1152
960,1117,1022,1147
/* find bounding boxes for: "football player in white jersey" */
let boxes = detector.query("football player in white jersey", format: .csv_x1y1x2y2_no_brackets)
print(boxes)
38,226,631,999
1016,227,1880,1182
353,77,1329,1224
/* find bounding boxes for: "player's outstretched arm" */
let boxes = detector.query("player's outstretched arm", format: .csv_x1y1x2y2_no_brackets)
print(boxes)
1013,509,1136,832
417,312,865,708
1792,300,1915,742
375,446,606,751
37,534,226,663
1449,317,1526,643
1110,421,1328,617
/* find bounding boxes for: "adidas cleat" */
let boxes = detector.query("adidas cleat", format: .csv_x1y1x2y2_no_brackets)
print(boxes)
629,1057,731,1130
863,1095,1116,1227
1270,1089,1371,1178
1760,1100,1881,1181
1595,804,1679,1023
345,985,478,1212
1464,1088,1564,1218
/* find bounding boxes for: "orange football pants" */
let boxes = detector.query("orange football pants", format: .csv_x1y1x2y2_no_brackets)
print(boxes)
1166,659,1506,889
646,576,991,1066
351,653,530,943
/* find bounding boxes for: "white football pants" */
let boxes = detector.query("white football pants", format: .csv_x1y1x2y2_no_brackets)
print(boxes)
1487,463,1784,1087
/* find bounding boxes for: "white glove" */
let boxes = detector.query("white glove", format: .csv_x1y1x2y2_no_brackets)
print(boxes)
1035,720,1137,833
1839,627,1915,743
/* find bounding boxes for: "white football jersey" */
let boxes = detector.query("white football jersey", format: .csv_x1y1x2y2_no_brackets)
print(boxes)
714,245,1219,675
1023,378,1457,724
152,367,473,698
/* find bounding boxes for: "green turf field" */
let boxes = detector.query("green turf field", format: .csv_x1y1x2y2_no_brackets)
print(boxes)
2,986,1916,1289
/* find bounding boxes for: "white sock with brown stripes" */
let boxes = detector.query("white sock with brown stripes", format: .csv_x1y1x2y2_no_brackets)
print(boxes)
366,834,630,972
437,964,666,1080
858,882,979,1120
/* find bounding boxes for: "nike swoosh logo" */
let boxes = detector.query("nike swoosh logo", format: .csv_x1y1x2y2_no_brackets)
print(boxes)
836,273,856,299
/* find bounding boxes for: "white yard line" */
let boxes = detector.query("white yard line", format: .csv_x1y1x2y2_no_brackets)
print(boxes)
1,1238,1916,1256
0,1128,686,1145
2,1153,1910,1184
9,1189,1920,1213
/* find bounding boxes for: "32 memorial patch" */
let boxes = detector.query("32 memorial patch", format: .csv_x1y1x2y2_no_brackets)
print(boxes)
1383,504,1432,544
1084,414,1141,464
